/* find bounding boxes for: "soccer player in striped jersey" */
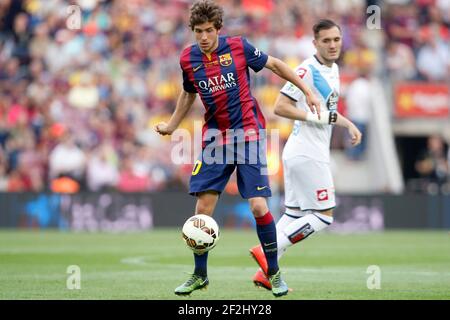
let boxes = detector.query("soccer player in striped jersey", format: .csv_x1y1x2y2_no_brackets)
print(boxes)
249,19,362,290
155,0,321,297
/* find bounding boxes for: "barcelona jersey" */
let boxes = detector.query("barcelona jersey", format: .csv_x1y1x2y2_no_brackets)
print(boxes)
180,36,268,146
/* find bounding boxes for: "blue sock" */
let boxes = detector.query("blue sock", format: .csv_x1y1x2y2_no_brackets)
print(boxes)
255,211,279,276
194,252,208,278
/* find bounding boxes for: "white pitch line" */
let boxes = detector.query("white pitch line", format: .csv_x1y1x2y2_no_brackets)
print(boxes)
119,256,449,278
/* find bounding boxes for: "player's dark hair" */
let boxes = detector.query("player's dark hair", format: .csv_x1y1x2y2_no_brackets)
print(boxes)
189,0,224,31
313,19,341,38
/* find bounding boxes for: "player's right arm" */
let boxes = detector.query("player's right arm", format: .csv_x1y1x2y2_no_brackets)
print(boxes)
274,94,362,146
275,63,335,124
265,56,321,115
156,56,198,136
155,90,196,135
274,93,332,122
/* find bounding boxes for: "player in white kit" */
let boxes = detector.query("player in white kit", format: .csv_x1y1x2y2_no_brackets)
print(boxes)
249,19,362,290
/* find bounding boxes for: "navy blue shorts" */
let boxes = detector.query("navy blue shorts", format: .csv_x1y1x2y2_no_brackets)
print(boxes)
189,140,271,199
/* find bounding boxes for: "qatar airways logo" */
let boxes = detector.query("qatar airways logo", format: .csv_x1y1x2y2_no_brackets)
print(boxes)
197,72,237,94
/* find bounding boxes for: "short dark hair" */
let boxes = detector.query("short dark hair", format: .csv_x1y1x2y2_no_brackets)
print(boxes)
313,19,341,38
189,0,224,31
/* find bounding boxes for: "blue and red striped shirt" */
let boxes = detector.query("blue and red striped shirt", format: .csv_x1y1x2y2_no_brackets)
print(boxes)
180,36,268,146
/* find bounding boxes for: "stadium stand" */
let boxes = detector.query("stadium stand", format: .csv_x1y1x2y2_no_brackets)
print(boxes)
0,0,448,195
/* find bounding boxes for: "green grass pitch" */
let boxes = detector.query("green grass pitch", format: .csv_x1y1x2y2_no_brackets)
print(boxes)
0,229,449,300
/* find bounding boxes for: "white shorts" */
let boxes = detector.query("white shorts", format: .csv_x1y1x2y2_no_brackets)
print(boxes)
283,155,336,211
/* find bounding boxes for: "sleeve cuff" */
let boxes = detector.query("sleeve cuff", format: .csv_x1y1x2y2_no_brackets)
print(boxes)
280,91,298,102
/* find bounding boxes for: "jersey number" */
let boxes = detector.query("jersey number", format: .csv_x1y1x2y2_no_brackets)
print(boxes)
192,160,202,176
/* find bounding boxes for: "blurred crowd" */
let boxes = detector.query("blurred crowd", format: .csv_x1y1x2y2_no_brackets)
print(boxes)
0,0,448,193
411,134,449,194
383,0,449,82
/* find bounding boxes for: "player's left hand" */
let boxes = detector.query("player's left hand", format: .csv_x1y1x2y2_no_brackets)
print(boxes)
305,93,322,117
348,124,362,146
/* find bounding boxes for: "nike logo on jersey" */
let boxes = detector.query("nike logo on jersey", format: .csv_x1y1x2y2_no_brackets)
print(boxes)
257,186,268,191
193,64,202,72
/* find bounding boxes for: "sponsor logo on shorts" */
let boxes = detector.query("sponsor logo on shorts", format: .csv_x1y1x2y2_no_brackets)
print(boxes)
257,186,268,191
317,189,329,201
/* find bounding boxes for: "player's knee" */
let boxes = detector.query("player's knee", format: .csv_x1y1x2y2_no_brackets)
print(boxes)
195,192,218,215
249,200,268,217
195,203,214,215
313,209,334,225
319,209,334,219
195,200,215,215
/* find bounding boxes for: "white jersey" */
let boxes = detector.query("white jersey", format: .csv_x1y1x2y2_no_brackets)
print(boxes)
280,56,340,163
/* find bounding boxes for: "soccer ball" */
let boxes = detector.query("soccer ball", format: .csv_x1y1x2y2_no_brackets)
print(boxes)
182,214,220,255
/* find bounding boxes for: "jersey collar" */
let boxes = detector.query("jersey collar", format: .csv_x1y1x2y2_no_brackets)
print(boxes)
200,36,225,60
313,54,323,65
314,54,333,69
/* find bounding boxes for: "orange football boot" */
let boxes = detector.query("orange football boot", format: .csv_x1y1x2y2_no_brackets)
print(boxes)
250,245,293,293
249,244,268,275
252,268,271,290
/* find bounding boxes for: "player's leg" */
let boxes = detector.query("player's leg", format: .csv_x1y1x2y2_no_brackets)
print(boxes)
250,211,333,291
236,140,288,296
277,156,335,254
192,191,219,278
247,197,288,296
250,156,335,291
235,140,277,276
278,208,334,252
195,190,219,216
249,206,305,291
174,191,220,295
276,207,306,259
248,196,278,276
273,161,306,259
249,157,303,274
175,152,234,295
